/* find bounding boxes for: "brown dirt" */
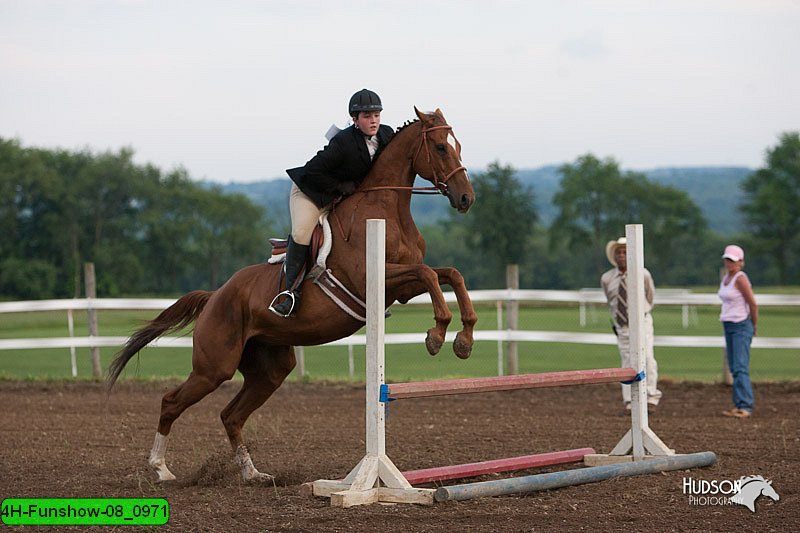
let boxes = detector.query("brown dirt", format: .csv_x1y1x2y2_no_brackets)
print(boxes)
1,379,797,532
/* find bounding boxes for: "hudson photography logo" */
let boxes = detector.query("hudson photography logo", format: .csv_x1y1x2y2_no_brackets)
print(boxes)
683,475,780,512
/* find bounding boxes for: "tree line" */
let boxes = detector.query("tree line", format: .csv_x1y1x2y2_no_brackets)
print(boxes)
0,138,275,299
421,132,800,290
1,132,797,300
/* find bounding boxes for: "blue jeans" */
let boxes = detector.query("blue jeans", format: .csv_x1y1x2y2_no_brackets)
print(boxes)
723,319,754,411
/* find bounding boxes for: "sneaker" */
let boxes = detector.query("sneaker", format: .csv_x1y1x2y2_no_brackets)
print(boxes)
722,408,751,418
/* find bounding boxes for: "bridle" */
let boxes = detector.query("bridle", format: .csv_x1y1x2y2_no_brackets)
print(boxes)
411,124,468,195
361,122,468,196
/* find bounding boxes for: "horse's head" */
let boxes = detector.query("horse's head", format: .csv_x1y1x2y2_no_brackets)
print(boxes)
412,107,475,213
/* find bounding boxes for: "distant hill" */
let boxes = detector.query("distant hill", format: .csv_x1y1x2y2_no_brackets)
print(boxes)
641,167,751,233
210,166,752,235
513,165,752,233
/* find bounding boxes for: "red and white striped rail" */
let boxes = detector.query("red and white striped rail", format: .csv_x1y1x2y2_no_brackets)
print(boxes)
401,448,595,485
383,367,637,400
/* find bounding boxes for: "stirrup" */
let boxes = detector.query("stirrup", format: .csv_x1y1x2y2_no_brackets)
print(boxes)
269,290,297,318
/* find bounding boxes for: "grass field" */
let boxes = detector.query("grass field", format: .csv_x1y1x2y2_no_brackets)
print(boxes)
1,302,797,382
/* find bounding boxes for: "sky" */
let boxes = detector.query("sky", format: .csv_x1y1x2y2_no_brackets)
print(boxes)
2,0,799,183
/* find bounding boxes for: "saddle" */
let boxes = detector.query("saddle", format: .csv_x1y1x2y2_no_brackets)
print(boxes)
268,215,368,321
268,226,324,268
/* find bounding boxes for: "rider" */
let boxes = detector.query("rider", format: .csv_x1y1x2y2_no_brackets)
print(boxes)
269,88,394,317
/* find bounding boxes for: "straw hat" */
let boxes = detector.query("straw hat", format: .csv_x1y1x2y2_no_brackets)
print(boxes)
605,237,626,267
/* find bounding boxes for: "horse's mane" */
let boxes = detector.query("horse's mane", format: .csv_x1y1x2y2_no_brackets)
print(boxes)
381,119,419,150
395,119,419,134
386,111,447,147
368,119,418,163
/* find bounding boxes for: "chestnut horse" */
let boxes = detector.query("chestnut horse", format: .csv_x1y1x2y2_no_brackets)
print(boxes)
107,107,477,483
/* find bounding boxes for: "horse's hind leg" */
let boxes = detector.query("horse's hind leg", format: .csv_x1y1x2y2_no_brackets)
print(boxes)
220,343,296,482
150,372,231,482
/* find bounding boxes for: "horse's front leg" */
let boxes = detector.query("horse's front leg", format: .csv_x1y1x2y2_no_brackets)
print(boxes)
385,263,455,357
432,267,477,359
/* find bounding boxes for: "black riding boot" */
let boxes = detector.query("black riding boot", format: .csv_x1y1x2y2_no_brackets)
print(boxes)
269,237,310,317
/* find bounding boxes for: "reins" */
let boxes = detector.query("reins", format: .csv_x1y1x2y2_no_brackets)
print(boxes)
360,123,466,195
360,185,442,195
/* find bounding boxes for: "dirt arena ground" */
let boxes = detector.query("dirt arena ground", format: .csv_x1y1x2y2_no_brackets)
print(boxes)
1,379,797,532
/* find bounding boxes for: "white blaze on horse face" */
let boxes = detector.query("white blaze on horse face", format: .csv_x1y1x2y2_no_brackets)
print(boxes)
446,132,470,182
447,133,460,161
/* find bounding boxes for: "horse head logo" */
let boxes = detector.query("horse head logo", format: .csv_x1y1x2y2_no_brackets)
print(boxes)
729,475,780,512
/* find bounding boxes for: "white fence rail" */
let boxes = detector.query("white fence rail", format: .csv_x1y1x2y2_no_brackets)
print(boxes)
3,290,798,312
2,291,798,378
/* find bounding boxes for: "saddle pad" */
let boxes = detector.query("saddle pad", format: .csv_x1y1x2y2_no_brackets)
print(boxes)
267,220,326,266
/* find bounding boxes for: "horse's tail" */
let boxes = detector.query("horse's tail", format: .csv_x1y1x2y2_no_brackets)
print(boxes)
106,290,213,389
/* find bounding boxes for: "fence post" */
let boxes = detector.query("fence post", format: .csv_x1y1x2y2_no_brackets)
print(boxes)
67,307,77,378
84,263,102,378
496,300,504,376
505,264,519,375
296,346,306,379
348,344,355,381
579,295,587,328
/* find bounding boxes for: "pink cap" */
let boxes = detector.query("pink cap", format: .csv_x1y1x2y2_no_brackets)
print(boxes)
722,244,744,262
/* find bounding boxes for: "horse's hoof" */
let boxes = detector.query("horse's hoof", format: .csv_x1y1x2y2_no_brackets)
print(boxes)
453,332,473,359
151,463,177,483
244,472,275,484
425,330,443,356
152,469,177,483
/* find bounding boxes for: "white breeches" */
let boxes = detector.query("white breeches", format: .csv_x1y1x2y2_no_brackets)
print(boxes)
289,183,329,245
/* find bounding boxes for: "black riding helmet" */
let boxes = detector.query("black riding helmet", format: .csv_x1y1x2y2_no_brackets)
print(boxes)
349,89,383,116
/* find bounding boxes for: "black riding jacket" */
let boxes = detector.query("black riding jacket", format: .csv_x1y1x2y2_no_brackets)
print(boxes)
286,124,394,208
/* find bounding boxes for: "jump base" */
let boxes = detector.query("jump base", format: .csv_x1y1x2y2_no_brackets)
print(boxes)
312,482,435,507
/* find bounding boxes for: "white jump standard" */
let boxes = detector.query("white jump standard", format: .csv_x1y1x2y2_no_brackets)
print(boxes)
313,219,433,507
312,221,715,507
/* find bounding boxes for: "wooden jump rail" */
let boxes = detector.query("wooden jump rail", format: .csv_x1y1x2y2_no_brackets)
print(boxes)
383,367,638,400
402,448,595,485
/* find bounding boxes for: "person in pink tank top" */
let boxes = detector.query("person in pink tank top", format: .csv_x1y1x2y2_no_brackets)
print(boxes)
718,244,758,418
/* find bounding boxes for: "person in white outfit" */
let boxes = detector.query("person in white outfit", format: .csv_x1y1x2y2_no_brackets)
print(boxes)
600,237,662,413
